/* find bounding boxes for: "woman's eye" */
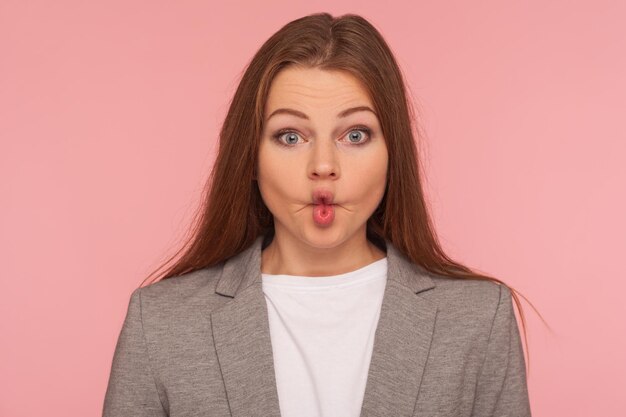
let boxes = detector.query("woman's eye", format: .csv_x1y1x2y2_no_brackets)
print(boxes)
345,127,371,144
280,132,301,145
271,130,304,147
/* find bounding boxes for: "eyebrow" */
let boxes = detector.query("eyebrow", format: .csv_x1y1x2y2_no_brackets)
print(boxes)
266,105,377,121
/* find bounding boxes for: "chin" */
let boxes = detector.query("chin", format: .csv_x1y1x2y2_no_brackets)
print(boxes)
300,227,349,249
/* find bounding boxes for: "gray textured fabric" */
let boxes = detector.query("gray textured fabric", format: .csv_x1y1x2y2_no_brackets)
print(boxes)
102,235,532,417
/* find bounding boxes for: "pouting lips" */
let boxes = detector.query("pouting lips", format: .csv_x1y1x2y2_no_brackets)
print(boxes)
312,189,334,205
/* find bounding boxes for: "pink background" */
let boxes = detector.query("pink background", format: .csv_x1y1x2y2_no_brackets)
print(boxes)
1,1,624,415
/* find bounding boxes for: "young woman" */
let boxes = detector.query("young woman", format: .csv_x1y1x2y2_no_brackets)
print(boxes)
103,12,533,417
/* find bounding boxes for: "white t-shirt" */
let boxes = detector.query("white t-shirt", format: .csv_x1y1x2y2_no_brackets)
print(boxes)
261,257,388,417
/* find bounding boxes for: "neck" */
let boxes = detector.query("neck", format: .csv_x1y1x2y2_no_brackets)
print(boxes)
260,229,386,277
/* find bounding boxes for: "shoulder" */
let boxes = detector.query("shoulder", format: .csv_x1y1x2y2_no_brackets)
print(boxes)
420,272,512,333
120,264,235,366
431,274,507,309
134,263,230,316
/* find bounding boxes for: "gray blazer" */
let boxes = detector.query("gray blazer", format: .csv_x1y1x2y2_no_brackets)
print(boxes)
103,235,531,417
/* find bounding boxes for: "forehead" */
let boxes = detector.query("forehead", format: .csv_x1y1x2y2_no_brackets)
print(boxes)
264,66,374,115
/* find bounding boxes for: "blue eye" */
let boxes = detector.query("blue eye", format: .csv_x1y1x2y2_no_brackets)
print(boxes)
348,129,366,143
272,125,373,147
284,132,301,145
343,126,373,145
271,130,302,147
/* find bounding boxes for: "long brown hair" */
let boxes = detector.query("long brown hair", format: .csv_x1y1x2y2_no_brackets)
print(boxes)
141,12,544,373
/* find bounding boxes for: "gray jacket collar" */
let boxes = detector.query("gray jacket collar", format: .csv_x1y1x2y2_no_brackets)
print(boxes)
210,235,438,416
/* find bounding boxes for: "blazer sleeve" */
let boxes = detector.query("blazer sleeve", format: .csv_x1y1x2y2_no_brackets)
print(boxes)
471,284,532,417
102,287,168,417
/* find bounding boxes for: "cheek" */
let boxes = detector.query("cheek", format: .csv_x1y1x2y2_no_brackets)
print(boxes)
257,147,300,206
351,149,388,194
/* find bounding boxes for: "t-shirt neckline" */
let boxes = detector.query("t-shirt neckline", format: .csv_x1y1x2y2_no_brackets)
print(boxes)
261,257,387,290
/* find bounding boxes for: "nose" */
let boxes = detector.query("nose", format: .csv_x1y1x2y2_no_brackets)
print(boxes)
308,137,340,180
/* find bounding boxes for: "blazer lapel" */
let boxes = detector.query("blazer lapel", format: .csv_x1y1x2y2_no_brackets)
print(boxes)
210,236,282,417
210,235,438,417
359,242,438,417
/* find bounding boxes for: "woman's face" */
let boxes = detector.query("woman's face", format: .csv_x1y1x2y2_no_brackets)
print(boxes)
257,66,388,249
